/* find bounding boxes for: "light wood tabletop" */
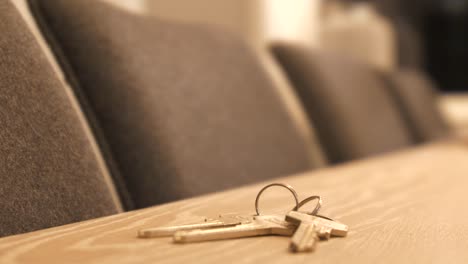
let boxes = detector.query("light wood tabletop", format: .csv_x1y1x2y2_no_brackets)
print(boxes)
1,141,467,264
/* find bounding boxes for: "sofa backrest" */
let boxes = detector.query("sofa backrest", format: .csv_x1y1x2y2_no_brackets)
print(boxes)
272,44,414,163
0,0,122,237
29,0,325,208
386,69,450,142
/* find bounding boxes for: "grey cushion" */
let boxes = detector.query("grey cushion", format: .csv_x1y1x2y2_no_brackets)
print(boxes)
0,0,120,237
30,0,321,208
386,69,449,142
272,44,414,163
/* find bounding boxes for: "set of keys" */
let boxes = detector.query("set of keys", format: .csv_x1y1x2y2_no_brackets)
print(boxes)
138,183,348,253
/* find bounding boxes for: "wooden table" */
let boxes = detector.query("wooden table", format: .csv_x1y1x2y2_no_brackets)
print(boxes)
1,141,468,264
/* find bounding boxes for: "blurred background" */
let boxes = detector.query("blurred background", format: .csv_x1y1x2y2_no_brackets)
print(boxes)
101,0,468,132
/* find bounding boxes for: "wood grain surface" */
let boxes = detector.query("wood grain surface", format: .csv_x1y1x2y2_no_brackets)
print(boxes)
1,141,468,264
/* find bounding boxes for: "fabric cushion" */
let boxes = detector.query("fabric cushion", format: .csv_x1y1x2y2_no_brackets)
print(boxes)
386,69,449,142
12,1,134,211
272,44,414,163
0,1,121,237
29,0,322,208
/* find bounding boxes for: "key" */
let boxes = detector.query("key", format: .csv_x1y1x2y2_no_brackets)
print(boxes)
286,211,348,240
289,221,319,252
173,214,298,243
138,214,251,238
286,211,348,253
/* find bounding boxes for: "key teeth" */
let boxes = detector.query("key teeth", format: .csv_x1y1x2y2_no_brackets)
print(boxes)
318,229,332,240
173,231,188,243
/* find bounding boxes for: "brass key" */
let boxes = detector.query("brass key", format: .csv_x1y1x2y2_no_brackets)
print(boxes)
286,211,348,253
173,214,298,243
137,183,349,254
289,221,319,252
138,214,251,238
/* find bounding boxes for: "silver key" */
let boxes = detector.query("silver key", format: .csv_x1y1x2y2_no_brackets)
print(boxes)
289,221,319,252
173,214,297,243
286,211,348,240
138,214,251,238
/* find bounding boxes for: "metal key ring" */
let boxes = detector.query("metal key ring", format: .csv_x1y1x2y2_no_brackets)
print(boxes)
255,183,299,215
315,214,333,221
292,195,322,215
